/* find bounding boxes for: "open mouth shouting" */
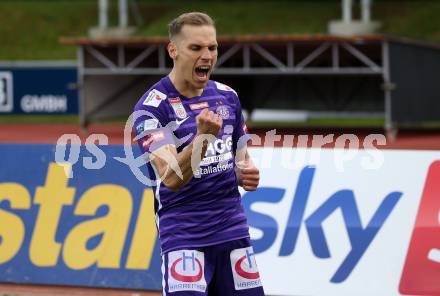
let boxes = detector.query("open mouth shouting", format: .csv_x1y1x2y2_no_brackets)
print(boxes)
194,65,211,83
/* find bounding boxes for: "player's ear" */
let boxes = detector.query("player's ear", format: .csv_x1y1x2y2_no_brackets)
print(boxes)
168,42,178,60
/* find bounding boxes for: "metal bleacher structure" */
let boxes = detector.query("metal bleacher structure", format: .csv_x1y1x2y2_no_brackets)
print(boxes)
61,0,440,133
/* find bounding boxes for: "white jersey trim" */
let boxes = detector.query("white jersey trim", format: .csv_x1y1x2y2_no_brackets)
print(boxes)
214,81,238,96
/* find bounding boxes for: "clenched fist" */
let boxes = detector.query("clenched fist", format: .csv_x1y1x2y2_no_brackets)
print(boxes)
236,161,260,191
196,108,223,137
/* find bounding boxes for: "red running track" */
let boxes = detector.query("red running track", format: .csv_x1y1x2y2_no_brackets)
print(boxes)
1,124,440,150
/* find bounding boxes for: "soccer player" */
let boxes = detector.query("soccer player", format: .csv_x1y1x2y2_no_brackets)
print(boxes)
133,12,265,295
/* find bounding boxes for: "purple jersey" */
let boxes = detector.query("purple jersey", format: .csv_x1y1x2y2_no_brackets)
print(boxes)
133,76,250,254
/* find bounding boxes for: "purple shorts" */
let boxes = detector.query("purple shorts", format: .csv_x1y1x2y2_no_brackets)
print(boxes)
161,237,265,295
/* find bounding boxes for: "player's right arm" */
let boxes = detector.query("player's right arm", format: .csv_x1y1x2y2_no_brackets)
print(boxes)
150,108,222,192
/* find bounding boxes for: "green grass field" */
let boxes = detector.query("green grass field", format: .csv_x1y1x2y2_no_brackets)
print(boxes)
0,0,439,60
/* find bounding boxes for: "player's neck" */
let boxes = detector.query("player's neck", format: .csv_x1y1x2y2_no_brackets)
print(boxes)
168,70,204,98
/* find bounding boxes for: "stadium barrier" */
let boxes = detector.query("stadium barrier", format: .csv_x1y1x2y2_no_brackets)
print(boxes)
0,145,438,295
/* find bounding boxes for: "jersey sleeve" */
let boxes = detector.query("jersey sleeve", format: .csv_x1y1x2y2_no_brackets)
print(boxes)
133,96,175,155
232,92,250,152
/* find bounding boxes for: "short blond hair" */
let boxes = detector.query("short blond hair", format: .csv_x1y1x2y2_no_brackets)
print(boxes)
168,12,215,40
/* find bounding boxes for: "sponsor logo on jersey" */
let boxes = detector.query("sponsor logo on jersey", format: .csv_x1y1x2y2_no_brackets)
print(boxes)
168,250,206,293
135,123,144,135
230,247,262,290
189,102,209,110
135,119,159,142
143,89,166,107
143,118,159,131
169,97,187,119
141,131,164,148
201,136,233,166
216,105,230,119
399,161,440,295
194,136,234,177
194,162,233,177
175,116,189,126
193,136,234,176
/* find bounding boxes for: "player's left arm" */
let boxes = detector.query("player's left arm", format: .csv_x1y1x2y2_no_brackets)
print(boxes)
235,147,259,191
225,84,259,191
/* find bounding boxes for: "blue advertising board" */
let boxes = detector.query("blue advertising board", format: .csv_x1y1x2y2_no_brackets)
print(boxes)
0,144,161,289
2,144,439,295
0,63,78,114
